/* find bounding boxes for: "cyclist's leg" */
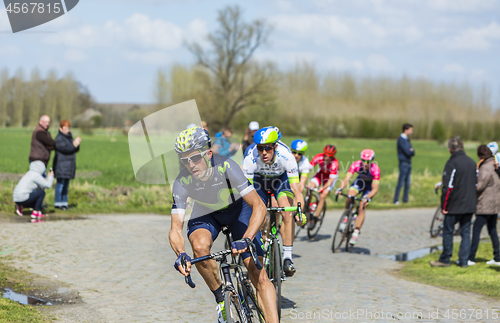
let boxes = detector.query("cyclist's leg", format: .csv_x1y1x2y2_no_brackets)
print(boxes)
307,176,319,190
187,214,222,297
230,202,278,323
355,184,372,230
346,178,362,209
314,177,332,218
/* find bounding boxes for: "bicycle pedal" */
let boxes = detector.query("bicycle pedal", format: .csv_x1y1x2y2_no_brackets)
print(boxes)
282,276,287,282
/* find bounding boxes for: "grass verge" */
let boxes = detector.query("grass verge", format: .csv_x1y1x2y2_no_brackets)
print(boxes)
399,242,500,299
0,260,50,322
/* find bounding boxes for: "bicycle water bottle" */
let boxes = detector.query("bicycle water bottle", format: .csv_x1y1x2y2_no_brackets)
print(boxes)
339,216,348,232
310,202,317,213
350,214,357,231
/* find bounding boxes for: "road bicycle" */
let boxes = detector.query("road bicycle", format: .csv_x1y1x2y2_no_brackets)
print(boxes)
181,226,265,323
332,193,363,253
430,185,461,238
261,191,302,320
303,187,326,239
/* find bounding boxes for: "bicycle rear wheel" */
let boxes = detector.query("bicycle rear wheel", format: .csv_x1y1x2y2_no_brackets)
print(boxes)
243,280,265,323
345,212,355,252
270,238,282,319
224,290,246,323
307,194,326,240
332,210,349,253
430,207,444,238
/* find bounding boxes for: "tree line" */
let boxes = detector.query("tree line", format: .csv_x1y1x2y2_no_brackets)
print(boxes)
0,68,92,127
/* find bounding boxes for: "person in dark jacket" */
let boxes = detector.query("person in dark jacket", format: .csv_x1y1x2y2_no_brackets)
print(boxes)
53,120,81,210
29,115,57,166
393,123,415,204
242,121,259,158
431,137,477,268
469,145,500,266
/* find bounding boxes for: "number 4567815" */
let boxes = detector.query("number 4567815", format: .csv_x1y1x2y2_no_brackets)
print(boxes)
6,2,61,14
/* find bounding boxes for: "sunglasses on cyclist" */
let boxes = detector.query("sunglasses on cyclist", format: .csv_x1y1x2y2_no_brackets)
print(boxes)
292,151,303,156
257,145,274,152
180,150,209,165
362,159,371,163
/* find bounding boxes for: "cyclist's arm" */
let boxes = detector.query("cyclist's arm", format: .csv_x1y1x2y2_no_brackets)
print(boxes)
338,173,352,190
241,189,267,240
299,174,308,191
366,180,379,200
290,182,305,209
321,176,337,191
169,212,186,256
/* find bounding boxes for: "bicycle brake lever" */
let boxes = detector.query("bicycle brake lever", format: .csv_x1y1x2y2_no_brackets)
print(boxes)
185,274,196,288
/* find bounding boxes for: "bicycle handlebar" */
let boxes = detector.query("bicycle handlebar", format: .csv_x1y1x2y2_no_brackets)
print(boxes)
181,241,262,288
335,192,363,202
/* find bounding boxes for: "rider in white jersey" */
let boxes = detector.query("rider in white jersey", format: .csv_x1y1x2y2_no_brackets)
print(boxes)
243,127,306,277
291,139,313,192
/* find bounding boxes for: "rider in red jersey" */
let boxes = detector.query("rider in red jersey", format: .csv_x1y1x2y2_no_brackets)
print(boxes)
307,145,339,228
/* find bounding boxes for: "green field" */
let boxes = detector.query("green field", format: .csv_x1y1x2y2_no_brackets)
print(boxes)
0,128,481,214
400,242,500,299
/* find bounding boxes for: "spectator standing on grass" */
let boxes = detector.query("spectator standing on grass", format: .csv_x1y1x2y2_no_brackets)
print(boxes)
242,121,259,157
13,161,54,219
393,123,415,205
430,137,477,268
29,115,56,167
53,120,81,210
213,127,239,158
486,142,500,177
469,145,500,266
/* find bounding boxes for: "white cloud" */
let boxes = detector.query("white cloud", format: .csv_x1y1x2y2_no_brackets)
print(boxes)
43,13,198,51
365,54,395,72
427,0,498,12
0,45,20,56
442,63,466,74
442,22,500,51
0,9,11,30
272,14,389,48
274,0,294,11
186,18,209,46
124,50,173,64
64,49,88,62
470,69,491,82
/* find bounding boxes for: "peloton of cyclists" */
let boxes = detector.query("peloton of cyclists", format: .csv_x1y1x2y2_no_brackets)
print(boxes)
243,126,306,277
335,149,380,246
307,145,340,229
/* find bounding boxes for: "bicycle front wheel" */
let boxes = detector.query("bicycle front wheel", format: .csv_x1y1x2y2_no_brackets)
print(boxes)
270,238,282,319
430,206,444,238
224,290,246,323
307,194,326,239
244,280,265,323
332,210,349,253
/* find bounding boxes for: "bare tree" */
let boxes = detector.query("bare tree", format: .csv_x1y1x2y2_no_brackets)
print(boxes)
12,68,25,127
28,68,42,126
43,70,58,123
0,68,9,127
153,69,169,111
188,5,274,129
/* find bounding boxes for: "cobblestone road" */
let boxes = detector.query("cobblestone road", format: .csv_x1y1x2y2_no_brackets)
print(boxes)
0,209,498,322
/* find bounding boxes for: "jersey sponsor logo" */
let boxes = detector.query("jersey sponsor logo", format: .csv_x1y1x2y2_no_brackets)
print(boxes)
180,175,193,186
218,161,231,174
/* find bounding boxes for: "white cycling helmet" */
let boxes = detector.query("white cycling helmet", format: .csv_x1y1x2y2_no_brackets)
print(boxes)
487,142,498,155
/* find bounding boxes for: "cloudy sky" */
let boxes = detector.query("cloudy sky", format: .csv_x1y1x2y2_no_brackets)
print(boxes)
1,0,499,105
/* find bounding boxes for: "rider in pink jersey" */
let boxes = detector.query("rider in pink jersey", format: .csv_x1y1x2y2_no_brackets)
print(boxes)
307,145,339,228
335,149,380,246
